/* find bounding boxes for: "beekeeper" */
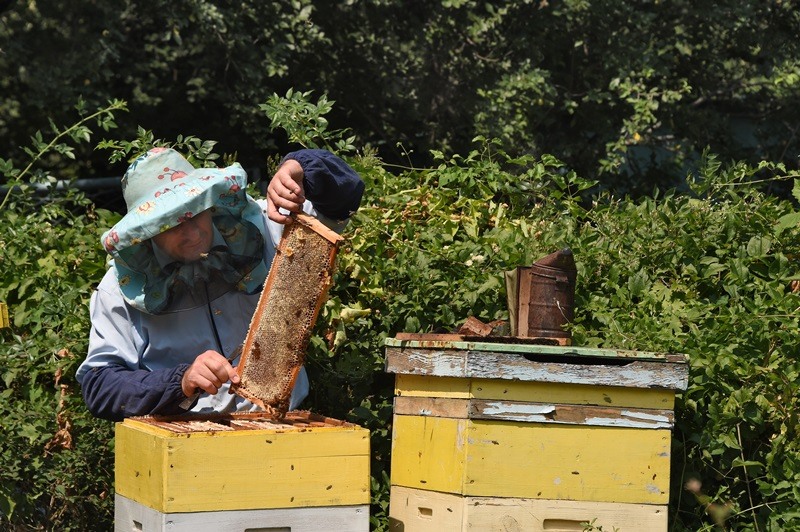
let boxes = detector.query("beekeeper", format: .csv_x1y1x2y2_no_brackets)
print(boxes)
76,147,364,421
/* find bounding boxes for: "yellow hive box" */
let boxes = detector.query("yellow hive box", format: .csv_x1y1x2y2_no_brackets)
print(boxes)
391,415,671,504
385,336,688,518
389,485,667,531
115,411,370,514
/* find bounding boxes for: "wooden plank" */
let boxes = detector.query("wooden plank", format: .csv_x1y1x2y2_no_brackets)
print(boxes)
394,396,471,418
387,348,469,378
470,400,674,429
393,333,573,347
386,347,689,391
394,396,673,429
134,410,355,432
395,374,676,409
468,351,687,390
384,337,688,363
388,486,667,532
115,494,369,532
390,416,467,495
395,332,467,342
394,374,472,399
390,415,672,504
116,419,371,513
471,379,676,409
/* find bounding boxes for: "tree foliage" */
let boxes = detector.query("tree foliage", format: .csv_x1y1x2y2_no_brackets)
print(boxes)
0,102,123,529
3,1,800,192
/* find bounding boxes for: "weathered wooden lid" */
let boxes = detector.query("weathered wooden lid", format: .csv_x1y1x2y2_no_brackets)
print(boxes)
384,335,689,391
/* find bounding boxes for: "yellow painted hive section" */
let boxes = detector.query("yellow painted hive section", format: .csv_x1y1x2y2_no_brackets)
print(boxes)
115,412,370,513
386,337,685,523
394,373,676,410
390,414,672,505
388,485,668,532
233,214,342,414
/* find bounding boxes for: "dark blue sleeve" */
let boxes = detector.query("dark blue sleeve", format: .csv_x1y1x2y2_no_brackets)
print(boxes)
80,363,194,421
281,149,365,220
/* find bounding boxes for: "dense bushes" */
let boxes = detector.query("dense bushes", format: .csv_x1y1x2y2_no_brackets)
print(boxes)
0,104,122,529
2,99,800,530
328,144,800,530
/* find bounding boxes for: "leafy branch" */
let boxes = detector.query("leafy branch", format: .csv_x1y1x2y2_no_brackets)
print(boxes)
96,127,222,167
260,89,356,154
0,99,128,211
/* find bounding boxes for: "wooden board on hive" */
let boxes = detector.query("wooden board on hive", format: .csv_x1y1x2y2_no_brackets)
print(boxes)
388,486,668,532
116,494,369,532
384,338,689,391
393,396,675,429
393,332,570,346
389,414,672,505
232,213,342,415
393,374,679,410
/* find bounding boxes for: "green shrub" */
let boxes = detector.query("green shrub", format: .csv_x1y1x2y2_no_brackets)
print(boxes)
0,101,124,530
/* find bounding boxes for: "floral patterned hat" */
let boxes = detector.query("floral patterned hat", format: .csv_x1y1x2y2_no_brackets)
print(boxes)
102,147,268,314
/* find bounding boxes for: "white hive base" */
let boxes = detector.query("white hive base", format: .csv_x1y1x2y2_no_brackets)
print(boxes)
115,494,369,532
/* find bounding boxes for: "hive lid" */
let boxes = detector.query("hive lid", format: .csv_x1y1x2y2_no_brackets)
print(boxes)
385,334,688,363
384,334,689,391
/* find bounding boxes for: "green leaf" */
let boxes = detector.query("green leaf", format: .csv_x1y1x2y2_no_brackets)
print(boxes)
791,178,800,204
627,269,649,297
746,236,771,257
774,211,800,235
0,483,16,519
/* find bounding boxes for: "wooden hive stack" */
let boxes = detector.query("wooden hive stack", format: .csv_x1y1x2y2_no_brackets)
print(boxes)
232,213,343,414
384,335,689,531
114,215,370,531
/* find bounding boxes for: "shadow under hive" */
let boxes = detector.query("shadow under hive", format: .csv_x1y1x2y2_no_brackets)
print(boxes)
232,213,343,415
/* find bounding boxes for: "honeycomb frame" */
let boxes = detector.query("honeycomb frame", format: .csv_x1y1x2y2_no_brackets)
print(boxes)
231,213,343,415
129,410,357,433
